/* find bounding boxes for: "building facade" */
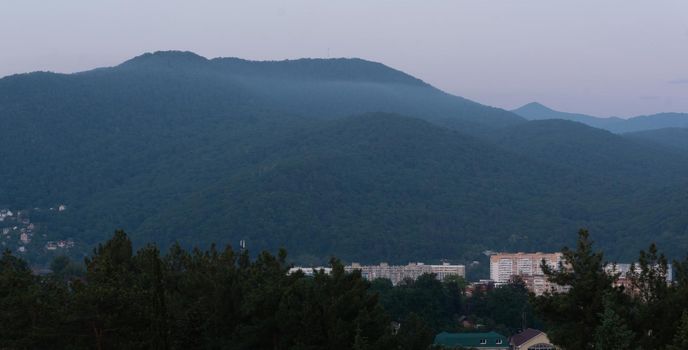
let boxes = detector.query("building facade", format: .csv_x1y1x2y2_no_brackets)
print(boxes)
489,252,564,295
346,262,465,285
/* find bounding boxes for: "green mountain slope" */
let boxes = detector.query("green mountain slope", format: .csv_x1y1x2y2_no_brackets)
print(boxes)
131,113,585,262
2,52,688,264
491,119,688,184
126,114,688,263
624,128,688,152
116,51,523,127
0,51,523,208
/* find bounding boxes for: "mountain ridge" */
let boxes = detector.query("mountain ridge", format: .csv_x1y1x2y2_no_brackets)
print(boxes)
512,102,688,133
2,52,688,265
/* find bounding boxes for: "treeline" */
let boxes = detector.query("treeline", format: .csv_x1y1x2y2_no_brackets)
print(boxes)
0,229,538,350
5,228,688,349
532,229,688,350
371,274,537,337
0,230,432,350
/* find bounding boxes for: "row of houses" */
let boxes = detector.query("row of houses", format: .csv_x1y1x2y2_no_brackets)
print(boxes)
1,206,74,254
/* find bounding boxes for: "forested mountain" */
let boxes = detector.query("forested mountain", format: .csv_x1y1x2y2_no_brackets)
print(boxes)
513,102,688,133
2,51,688,266
624,127,688,152
118,51,523,128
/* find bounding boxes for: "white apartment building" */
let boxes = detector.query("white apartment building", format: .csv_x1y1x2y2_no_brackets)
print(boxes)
346,262,466,285
489,252,564,295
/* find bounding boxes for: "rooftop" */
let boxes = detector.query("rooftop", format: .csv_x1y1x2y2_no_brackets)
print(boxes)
434,331,509,349
510,328,544,347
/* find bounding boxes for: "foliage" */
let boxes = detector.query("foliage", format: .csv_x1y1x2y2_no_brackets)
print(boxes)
667,312,688,350
593,297,635,350
532,229,620,349
0,231,428,350
2,51,688,267
534,230,688,350
372,273,537,338
370,274,463,331
465,276,538,335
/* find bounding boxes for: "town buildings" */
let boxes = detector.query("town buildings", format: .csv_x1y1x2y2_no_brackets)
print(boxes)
292,262,466,284
605,263,673,290
346,262,466,285
489,252,565,295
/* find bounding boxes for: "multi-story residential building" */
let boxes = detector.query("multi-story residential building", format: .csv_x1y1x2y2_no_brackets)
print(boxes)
345,262,465,285
489,252,564,295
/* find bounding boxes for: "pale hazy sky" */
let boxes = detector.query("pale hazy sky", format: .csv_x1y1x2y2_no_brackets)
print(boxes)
1,0,687,116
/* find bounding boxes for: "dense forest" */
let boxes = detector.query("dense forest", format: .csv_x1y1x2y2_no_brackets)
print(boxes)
625,128,688,152
3,229,688,349
2,51,688,266
0,230,522,349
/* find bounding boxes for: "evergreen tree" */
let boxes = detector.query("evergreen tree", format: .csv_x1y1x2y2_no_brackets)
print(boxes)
396,313,435,350
593,297,634,350
0,231,438,350
0,250,38,348
532,229,620,349
627,244,675,349
667,312,688,350
69,230,154,349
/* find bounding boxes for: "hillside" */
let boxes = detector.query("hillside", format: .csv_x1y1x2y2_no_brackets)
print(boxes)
131,114,586,263
116,51,523,127
624,128,688,152
491,119,688,184
0,51,523,207
2,52,688,265
513,102,688,133
128,115,688,262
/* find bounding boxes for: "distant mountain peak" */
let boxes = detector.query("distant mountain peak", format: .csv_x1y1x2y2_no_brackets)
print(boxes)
119,50,208,68
516,102,555,112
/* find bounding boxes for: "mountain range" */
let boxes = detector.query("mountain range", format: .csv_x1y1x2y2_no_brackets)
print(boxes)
513,102,688,134
1,51,687,265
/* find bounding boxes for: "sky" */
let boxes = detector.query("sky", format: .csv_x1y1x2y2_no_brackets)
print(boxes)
1,0,687,117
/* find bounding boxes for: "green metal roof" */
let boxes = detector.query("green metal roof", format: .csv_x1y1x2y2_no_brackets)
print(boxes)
434,331,509,348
